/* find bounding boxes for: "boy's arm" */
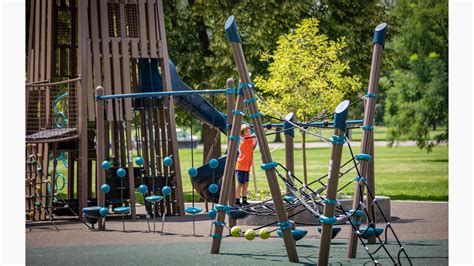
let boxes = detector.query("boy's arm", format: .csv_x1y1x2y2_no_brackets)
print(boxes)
252,134,257,149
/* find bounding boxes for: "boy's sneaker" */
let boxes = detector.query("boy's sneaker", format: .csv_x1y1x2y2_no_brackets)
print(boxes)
242,197,249,206
234,198,241,206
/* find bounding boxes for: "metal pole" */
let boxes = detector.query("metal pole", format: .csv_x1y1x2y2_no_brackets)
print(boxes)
347,23,387,258
318,101,350,265
225,78,237,230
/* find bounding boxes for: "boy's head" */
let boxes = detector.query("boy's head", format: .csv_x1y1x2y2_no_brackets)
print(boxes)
240,124,251,137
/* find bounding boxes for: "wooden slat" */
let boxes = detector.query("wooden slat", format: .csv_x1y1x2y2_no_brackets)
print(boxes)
46,0,53,81
121,40,133,120
77,0,90,217
99,0,114,121
27,0,36,82
40,0,46,81
147,0,158,58
156,0,184,215
131,40,139,58
125,121,136,219
87,41,95,120
89,0,103,94
138,0,148,57
34,0,40,81
111,40,123,121
140,110,150,176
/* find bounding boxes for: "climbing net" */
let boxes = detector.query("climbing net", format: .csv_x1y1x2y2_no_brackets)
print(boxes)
209,83,412,265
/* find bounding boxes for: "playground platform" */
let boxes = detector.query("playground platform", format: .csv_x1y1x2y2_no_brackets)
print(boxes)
26,201,448,265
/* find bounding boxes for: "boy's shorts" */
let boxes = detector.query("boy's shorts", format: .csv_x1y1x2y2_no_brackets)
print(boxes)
236,170,250,184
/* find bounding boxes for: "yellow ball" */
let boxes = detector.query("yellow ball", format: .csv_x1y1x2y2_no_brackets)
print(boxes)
231,226,242,237
259,228,271,239
36,185,42,194
244,229,256,241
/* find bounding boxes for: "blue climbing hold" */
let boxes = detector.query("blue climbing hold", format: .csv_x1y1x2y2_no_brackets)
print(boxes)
138,184,148,194
208,183,219,194
99,207,109,217
163,157,173,166
135,157,144,166
209,159,219,169
185,207,203,214
358,227,384,239
100,184,110,193
188,167,198,177
162,186,172,196
101,160,111,170
208,208,217,219
277,228,307,241
117,168,126,178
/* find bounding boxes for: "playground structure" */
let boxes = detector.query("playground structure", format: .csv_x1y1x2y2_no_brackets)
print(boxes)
24,1,412,264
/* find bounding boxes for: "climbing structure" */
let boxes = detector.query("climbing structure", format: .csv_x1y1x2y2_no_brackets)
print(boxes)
25,0,185,222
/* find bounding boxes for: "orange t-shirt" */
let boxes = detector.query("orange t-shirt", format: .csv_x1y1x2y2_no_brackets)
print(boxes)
236,135,257,171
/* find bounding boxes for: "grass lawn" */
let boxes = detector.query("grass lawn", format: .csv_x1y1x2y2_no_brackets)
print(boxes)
177,144,448,202
52,144,447,203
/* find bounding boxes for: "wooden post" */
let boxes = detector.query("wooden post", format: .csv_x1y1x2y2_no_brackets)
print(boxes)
211,16,299,263
284,113,295,194
95,87,106,230
318,100,350,265
125,121,137,220
284,113,295,219
77,0,89,217
225,78,237,229
155,0,185,215
347,23,387,258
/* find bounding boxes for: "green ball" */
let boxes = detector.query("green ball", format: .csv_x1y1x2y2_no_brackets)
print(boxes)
259,228,271,239
34,202,41,208
230,226,242,237
244,229,256,241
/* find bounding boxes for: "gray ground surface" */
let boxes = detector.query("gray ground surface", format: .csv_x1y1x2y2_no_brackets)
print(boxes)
26,201,448,264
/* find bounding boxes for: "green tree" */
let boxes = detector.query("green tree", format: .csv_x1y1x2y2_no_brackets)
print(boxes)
254,18,362,121
382,0,448,151
314,0,395,88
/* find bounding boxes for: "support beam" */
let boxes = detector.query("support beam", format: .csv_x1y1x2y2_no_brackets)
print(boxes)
318,101,350,265
211,16,299,263
347,23,387,258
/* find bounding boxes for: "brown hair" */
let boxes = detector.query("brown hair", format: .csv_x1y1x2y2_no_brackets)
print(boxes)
240,124,250,136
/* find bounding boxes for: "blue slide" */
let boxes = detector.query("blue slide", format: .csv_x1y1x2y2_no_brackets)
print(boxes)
138,59,227,202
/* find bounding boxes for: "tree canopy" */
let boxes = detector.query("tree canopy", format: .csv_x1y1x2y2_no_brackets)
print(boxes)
254,18,362,121
381,0,448,151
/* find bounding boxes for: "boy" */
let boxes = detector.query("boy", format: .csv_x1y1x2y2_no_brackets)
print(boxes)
235,124,257,206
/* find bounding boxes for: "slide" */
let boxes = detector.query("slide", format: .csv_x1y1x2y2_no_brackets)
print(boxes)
138,59,227,202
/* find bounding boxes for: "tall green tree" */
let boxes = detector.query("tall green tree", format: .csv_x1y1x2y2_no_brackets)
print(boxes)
382,0,448,151
254,18,362,121
314,0,395,89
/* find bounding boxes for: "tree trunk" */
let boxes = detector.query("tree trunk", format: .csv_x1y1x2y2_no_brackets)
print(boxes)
202,124,221,164
274,128,283,143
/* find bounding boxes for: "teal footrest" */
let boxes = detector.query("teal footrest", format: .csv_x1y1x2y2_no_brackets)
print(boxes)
113,206,131,214
145,195,164,203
